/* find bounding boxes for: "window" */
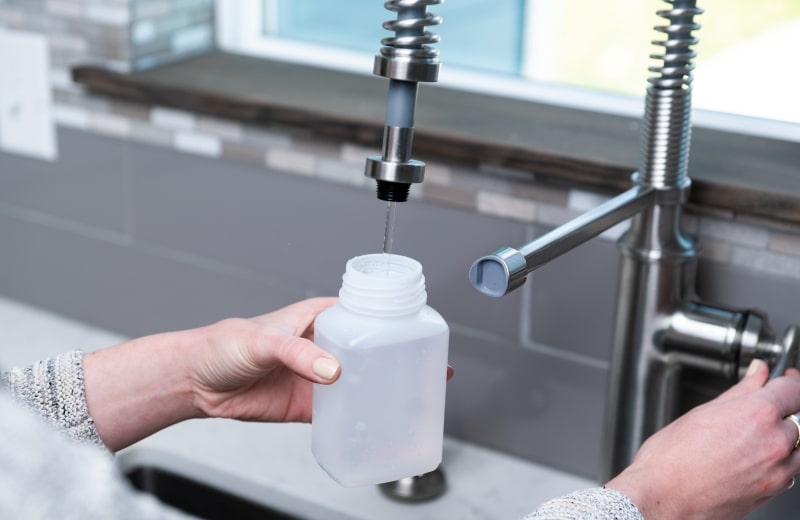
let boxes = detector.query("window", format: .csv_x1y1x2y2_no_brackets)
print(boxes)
217,0,800,140
217,0,525,76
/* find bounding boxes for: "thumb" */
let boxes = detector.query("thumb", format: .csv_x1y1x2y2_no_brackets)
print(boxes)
274,335,341,384
722,359,769,399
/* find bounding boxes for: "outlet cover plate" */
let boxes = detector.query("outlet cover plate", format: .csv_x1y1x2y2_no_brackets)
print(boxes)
0,30,57,161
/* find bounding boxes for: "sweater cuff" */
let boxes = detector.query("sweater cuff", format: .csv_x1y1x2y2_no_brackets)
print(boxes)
524,487,644,520
1,351,107,451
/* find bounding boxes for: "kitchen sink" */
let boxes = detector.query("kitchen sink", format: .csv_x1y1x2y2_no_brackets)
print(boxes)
117,448,359,520
125,465,303,520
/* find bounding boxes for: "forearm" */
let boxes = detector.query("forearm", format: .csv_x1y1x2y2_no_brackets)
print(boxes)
83,327,203,452
606,468,669,519
6,298,340,452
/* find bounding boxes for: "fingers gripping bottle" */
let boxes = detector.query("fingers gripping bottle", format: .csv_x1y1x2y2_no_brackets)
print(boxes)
312,253,450,486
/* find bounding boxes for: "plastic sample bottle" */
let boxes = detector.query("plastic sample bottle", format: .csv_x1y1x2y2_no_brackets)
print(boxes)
312,253,450,486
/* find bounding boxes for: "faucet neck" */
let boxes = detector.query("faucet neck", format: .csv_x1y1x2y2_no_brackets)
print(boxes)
618,190,698,263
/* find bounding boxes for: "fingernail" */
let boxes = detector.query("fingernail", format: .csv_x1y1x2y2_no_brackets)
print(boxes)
312,357,340,381
746,359,762,377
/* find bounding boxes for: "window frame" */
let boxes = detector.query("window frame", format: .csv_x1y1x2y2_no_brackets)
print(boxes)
215,0,799,151
216,0,376,76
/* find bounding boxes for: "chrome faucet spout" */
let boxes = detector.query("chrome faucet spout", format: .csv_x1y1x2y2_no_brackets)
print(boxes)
469,184,656,297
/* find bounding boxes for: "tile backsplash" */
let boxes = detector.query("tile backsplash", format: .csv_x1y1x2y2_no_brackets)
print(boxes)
2,0,799,282
1,0,213,73
130,0,214,71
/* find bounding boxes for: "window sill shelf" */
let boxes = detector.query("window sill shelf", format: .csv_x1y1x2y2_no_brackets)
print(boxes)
72,51,800,228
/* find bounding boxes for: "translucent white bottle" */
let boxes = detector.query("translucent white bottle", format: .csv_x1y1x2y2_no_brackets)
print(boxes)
312,253,449,486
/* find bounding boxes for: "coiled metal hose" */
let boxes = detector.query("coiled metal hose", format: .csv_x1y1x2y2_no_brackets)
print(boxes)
638,0,703,189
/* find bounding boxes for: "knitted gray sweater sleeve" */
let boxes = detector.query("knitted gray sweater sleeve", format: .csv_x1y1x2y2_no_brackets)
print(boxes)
1,352,194,519
523,487,644,520
1,350,106,450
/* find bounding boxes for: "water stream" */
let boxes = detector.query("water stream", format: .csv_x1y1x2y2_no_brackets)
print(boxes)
382,201,397,275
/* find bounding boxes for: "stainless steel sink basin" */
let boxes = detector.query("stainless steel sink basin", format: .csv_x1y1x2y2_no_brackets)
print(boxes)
125,465,303,520
116,449,353,520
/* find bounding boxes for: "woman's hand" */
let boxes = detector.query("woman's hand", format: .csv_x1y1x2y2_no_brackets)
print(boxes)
83,298,340,451
607,360,800,520
189,297,341,423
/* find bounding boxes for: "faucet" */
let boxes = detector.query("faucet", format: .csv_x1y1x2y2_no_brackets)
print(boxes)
364,0,442,203
362,0,448,500
468,0,800,480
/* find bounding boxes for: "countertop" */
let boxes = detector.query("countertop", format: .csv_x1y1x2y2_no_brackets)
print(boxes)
0,295,595,519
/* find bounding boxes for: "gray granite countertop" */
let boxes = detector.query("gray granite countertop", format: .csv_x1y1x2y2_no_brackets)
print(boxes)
0,295,595,519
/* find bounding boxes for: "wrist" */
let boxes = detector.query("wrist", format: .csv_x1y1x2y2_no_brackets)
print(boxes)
83,328,199,451
606,467,681,520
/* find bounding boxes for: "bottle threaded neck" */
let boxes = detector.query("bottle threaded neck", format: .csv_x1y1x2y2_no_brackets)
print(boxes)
339,254,427,317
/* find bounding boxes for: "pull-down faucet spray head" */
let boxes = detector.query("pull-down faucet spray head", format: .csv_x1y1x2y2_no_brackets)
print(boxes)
365,0,442,202
469,1,703,298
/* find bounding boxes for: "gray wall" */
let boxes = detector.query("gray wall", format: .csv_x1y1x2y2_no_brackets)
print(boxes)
0,127,608,479
2,128,799,489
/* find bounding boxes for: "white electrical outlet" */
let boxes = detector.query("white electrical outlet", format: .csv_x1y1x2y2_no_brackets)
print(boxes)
0,29,57,161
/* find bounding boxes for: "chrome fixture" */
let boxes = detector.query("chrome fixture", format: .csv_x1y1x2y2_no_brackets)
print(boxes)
379,467,447,502
365,0,442,202
469,0,800,481
368,1,449,499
